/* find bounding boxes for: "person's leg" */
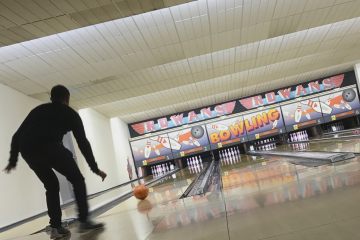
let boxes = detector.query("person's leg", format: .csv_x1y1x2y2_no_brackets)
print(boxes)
24,159,62,227
50,147,89,223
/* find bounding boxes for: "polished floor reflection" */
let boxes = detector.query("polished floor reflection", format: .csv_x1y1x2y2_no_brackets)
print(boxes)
2,141,360,240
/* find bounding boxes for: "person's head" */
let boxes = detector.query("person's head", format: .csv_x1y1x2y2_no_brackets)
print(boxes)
50,85,70,105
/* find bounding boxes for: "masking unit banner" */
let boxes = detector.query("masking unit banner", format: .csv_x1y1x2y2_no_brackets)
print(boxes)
242,107,285,140
206,116,247,149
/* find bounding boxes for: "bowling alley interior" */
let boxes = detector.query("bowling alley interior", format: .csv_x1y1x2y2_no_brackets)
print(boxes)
2,0,360,239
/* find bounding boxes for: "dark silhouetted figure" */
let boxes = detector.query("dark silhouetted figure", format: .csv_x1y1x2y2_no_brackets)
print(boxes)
4,85,107,238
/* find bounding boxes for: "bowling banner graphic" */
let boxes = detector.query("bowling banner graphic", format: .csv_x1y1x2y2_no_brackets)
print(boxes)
129,101,238,137
167,125,210,158
206,116,247,149
242,107,285,140
129,71,356,137
239,72,355,110
130,134,174,166
281,97,324,131
318,87,360,122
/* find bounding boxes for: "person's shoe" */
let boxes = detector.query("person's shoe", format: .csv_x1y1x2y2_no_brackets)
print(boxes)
78,220,104,233
45,225,71,239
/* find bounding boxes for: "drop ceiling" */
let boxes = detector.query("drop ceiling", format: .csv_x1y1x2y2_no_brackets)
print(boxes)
1,0,360,123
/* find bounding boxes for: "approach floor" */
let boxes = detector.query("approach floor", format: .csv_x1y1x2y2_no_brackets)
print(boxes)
4,141,360,240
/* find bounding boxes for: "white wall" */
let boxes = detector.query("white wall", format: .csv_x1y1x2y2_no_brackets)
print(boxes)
0,84,46,228
76,109,122,195
110,117,136,183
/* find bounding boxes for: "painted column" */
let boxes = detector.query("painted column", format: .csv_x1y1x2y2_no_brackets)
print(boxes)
354,64,360,89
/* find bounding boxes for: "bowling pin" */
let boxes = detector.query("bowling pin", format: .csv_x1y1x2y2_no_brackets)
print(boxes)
154,148,160,155
226,153,230,165
293,133,298,142
199,156,203,164
295,104,302,122
150,136,171,149
144,141,152,158
153,167,157,177
156,165,161,175
192,139,201,147
229,154,234,165
272,120,278,129
320,102,332,114
301,100,322,113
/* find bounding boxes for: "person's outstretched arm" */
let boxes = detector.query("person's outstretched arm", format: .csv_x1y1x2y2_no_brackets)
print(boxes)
71,112,107,181
4,111,33,173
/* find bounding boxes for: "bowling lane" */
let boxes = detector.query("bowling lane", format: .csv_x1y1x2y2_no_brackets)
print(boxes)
62,165,229,240
277,137,360,153
96,167,201,218
73,166,222,240
10,152,360,240
322,131,359,139
322,127,360,137
1,168,197,240
135,156,264,240
222,153,360,240
0,175,159,240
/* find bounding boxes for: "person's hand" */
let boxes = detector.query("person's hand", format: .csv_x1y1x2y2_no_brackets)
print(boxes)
97,170,107,182
3,163,16,174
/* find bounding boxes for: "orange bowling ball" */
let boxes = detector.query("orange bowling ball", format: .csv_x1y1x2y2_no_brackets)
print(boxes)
133,185,149,200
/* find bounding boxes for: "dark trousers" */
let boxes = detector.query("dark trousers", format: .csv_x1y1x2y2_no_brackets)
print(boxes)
21,145,88,227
